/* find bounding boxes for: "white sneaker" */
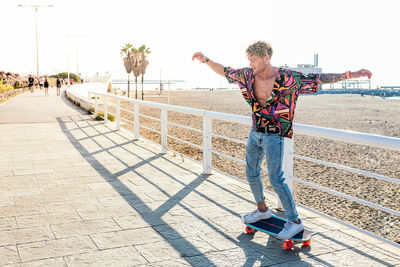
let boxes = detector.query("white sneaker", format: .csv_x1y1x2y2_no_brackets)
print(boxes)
242,208,272,223
277,219,304,239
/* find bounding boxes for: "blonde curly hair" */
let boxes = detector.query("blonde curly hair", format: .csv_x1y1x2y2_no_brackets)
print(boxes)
246,41,273,58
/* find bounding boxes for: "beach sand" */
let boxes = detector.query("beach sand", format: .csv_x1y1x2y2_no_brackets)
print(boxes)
112,90,400,243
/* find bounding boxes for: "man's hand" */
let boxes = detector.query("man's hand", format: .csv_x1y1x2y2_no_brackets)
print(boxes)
192,52,208,63
351,69,372,79
192,52,225,76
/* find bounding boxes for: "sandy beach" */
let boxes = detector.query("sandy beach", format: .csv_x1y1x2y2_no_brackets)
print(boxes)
111,90,400,243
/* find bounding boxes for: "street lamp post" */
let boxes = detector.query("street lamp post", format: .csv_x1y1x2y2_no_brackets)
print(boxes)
18,4,53,77
66,34,87,85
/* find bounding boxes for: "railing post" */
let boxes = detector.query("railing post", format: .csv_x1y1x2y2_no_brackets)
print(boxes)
94,95,98,116
104,96,108,122
161,108,168,153
116,99,120,130
278,138,294,210
134,103,139,140
202,114,212,175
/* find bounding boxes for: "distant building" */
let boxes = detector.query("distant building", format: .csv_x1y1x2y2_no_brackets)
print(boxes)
281,54,322,74
281,54,322,90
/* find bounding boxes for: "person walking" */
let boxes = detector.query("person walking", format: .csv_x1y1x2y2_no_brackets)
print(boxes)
192,41,372,239
44,76,50,96
28,75,34,93
38,76,44,90
56,76,62,96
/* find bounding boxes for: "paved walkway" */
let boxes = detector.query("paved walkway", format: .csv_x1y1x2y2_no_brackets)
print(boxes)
0,89,399,266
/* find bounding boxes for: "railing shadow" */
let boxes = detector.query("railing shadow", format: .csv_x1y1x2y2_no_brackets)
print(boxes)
55,113,396,266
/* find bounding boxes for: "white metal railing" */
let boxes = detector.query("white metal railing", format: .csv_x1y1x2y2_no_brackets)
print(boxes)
69,90,400,247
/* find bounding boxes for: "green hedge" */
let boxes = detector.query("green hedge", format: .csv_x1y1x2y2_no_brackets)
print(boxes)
49,72,81,83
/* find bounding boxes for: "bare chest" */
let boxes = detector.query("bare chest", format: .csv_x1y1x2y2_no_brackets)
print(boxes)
254,77,276,107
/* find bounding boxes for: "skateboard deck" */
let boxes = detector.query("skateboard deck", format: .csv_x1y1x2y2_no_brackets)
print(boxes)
242,215,317,250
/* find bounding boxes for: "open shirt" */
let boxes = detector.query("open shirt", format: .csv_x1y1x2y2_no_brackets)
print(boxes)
224,67,320,138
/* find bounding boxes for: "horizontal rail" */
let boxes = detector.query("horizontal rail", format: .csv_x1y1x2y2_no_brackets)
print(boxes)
168,121,203,134
167,135,203,150
120,107,134,114
212,133,247,145
212,150,246,165
90,91,400,152
294,154,400,184
292,176,400,217
90,91,207,116
120,117,133,124
139,124,161,135
140,113,161,122
294,123,400,152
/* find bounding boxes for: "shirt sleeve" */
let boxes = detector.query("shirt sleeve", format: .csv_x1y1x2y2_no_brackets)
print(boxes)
296,72,320,94
224,67,250,88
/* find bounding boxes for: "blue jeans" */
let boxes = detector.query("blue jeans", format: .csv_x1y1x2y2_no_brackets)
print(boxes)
245,128,299,222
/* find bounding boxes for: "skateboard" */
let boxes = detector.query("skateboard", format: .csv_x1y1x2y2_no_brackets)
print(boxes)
242,215,317,250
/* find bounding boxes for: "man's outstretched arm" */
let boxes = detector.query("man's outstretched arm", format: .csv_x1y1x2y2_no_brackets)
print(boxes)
192,52,225,76
319,69,372,84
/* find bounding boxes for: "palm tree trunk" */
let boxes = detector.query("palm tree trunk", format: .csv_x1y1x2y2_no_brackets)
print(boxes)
135,76,138,99
127,74,130,97
141,74,144,100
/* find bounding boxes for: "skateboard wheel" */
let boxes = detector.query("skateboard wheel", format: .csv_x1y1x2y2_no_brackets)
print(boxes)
283,240,294,250
302,240,311,246
245,226,255,234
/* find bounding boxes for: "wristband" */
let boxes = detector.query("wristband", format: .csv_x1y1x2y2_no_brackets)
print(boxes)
205,57,209,63
345,71,351,79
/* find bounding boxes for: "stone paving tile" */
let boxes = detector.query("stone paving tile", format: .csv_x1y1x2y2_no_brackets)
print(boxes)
0,204,47,218
13,193,71,206
269,256,330,267
0,245,20,265
63,246,148,266
249,238,333,265
0,226,54,246
311,248,396,266
0,197,15,207
184,247,276,266
50,218,121,239
96,194,154,208
364,242,400,260
312,230,364,251
16,212,81,228
0,177,38,190
209,215,246,233
153,220,215,241
0,217,18,231
35,172,79,181
75,205,137,221
112,214,157,230
135,238,216,263
12,169,55,176
198,232,240,251
0,188,42,198
90,227,163,249
349,244,400,265
17,236,97,262
0,170,13,176
4,257,66,267
143,258,191,266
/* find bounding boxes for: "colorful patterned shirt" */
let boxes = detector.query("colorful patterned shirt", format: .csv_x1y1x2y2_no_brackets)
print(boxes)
224,67,320,138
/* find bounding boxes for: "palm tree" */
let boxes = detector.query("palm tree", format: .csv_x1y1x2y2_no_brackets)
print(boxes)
138,45,151,100
131,47,141,99
120,43,133,97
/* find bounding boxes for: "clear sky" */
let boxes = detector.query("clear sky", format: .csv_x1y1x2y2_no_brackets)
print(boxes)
2,0,399,88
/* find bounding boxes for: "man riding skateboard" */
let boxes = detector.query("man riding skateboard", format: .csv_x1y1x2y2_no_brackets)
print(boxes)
192,41,372,239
